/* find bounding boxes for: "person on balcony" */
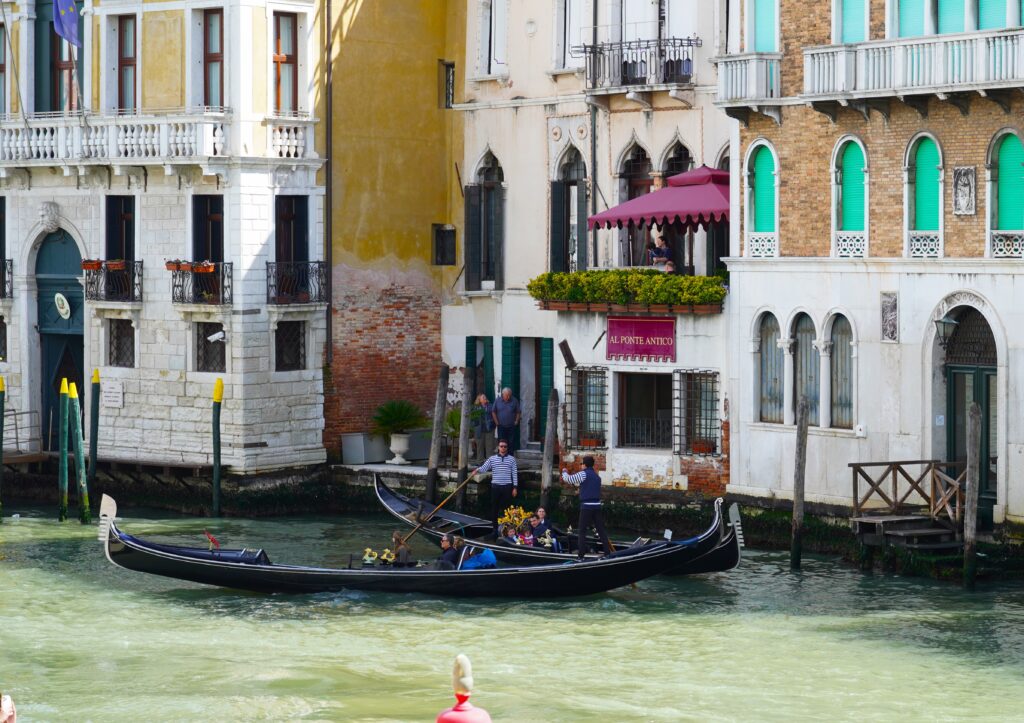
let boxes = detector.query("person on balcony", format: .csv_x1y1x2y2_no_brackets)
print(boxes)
648,232,673,267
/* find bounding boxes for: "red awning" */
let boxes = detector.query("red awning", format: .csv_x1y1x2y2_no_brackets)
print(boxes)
588,165,729,231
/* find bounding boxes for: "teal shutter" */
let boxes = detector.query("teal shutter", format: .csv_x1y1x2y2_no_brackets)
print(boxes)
841,0,866,43
550,182,567,272
899,0,925,37
538,338,554,439
997,134,1024,230
464,185,482,291
754,0,777,52
937,0,965,33
482,337,495,399
576,181,589,271
840,143,866,232
500,336,520,400
465,336,478,400
979,0,1007,29
753,146,777,233
913,138,940,231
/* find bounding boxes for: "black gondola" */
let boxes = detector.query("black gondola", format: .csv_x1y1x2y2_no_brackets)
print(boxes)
374,476,743,575
97,495,728,597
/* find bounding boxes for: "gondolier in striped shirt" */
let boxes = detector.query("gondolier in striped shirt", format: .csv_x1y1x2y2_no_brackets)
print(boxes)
472,439,518,535
561,455,614,561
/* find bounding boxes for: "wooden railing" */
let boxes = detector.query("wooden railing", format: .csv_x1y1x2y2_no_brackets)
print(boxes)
850,459,966,526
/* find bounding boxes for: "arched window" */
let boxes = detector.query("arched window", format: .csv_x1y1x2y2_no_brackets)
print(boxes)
841,0,866,43
793,313,819,426
759,314,784,423
465,152,505,291
664,142,693,177
551,147,587,272
717,151,730,172
752,145,776,233
621,145,652,266
996,133,1024,231
830,315,853,429
912,137,940,231
838,142,866,232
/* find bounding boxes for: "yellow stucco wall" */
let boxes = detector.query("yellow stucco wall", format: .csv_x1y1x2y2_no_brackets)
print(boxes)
142,10,184,109
329,0,465,283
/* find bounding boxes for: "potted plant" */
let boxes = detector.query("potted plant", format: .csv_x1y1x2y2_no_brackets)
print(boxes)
81,259,102,271
105,259,126,271
193,260,216,273
179,261,194,272
373,400,428,465
165,259,182,272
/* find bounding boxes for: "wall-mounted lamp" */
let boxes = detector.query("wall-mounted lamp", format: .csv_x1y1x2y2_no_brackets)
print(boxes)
934,315,958,349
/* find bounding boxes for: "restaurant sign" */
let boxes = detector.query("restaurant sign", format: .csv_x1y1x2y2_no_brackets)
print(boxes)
606,317,676,363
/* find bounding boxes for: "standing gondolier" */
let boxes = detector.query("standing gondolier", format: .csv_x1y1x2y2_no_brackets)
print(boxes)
472,439,518,535
562,456,613,561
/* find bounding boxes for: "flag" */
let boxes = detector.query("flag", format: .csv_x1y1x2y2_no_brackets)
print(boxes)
53,0,81,48
203,529,220,550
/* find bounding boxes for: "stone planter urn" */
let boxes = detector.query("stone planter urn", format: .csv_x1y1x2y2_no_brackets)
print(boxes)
386,432,411,465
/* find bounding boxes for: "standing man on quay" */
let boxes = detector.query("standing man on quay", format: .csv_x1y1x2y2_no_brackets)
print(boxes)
472,439,518,535
492,387,521,454
562,456,613,560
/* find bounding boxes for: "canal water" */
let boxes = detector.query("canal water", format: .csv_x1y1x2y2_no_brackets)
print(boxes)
2,507,1023,722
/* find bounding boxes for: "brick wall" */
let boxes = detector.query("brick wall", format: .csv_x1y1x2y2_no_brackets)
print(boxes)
779,0,830,98
740,96,1022,257
323,284,441,457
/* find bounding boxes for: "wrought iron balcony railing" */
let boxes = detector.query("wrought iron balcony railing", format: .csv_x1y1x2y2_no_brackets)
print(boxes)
266,261,328,304
0,259,11,299
170,262,233,305
84,260,143,302
578,37,701,90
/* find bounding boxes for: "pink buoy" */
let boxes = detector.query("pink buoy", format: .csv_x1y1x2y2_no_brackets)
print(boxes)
1,693,16,723
436,654,491,723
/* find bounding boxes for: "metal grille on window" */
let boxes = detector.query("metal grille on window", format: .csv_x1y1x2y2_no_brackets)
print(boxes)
673,370,720,455
275,320,305,372
108,319,134,368
944,308,997,366
432,224,456,265
0,316,7,363
197,322,226,373
565,366,607,448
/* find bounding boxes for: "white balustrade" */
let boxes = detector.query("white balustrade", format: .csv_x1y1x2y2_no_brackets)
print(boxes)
715,53,783,103
269,120,314,159
990,231,1024,258
747,232,778,257
834,231,866,258
803,28,1024,97
908,232,942,258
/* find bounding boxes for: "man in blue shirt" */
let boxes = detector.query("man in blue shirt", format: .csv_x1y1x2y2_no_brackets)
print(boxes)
561,455,614,560
491,387,522,454
472,439,518,535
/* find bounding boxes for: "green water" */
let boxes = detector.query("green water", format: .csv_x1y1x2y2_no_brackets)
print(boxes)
2,507,1024,722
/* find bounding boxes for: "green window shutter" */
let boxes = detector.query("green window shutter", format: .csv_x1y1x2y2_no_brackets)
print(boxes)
913,138,940,231
464,185,482,291
550,182,567,272
754,0,777,52
492,186,506,290
482,337,495,399
937,0,965,33
753,146,777,233
841,0,866,43
899,0,925,37
979,0,1007,29
840,142,866,232
576,181,589,271
500,337,520,400
538,338,554,439
465,336,478,401
997,134,1024,230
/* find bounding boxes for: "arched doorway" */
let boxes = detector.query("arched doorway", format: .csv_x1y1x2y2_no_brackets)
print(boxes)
36,230,83,450
942,307,996,528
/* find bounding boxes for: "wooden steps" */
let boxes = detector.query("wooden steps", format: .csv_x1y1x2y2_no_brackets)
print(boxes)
852,513,962,551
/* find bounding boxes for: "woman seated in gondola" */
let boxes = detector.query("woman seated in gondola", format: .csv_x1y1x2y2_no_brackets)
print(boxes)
391,531,412,567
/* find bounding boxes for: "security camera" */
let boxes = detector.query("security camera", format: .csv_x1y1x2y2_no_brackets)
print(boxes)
206,330,226,343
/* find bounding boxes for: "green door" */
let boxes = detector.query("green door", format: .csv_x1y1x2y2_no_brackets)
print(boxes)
947,367,997,530
840,142,866,231
899,0,926,37
36,230,84,450
842,0,866,43
997,134,1024,230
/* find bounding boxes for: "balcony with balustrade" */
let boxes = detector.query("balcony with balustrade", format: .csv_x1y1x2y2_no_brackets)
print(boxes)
713,53,784,124
802,28,1024,118
576,37,702,109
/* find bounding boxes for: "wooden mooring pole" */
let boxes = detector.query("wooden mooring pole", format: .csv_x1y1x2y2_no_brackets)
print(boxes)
88,369,100,493
68,384,91,524
455,373,472,511
424,363,449,504
212,378,224,517
963,401,981,590
58,378,69,522
791,396,809,571
540,388,558,509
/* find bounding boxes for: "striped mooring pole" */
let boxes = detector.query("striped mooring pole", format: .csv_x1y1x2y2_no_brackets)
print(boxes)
212,378,223,517
68,383,91,524
58,377,69,522
88,369,100,492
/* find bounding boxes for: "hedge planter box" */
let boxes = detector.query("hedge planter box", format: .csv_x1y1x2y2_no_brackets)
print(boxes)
537,300,723,315
340,432,389,465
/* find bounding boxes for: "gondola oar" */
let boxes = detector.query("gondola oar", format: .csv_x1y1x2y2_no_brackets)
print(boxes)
401,474,479,545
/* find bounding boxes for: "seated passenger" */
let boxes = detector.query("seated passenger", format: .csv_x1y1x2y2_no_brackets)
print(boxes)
518,522,535,547
391,531,412,567
531,515,561,552
501,524,519,544
460,545,497,570
437,533,459,570
534,507,552,537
